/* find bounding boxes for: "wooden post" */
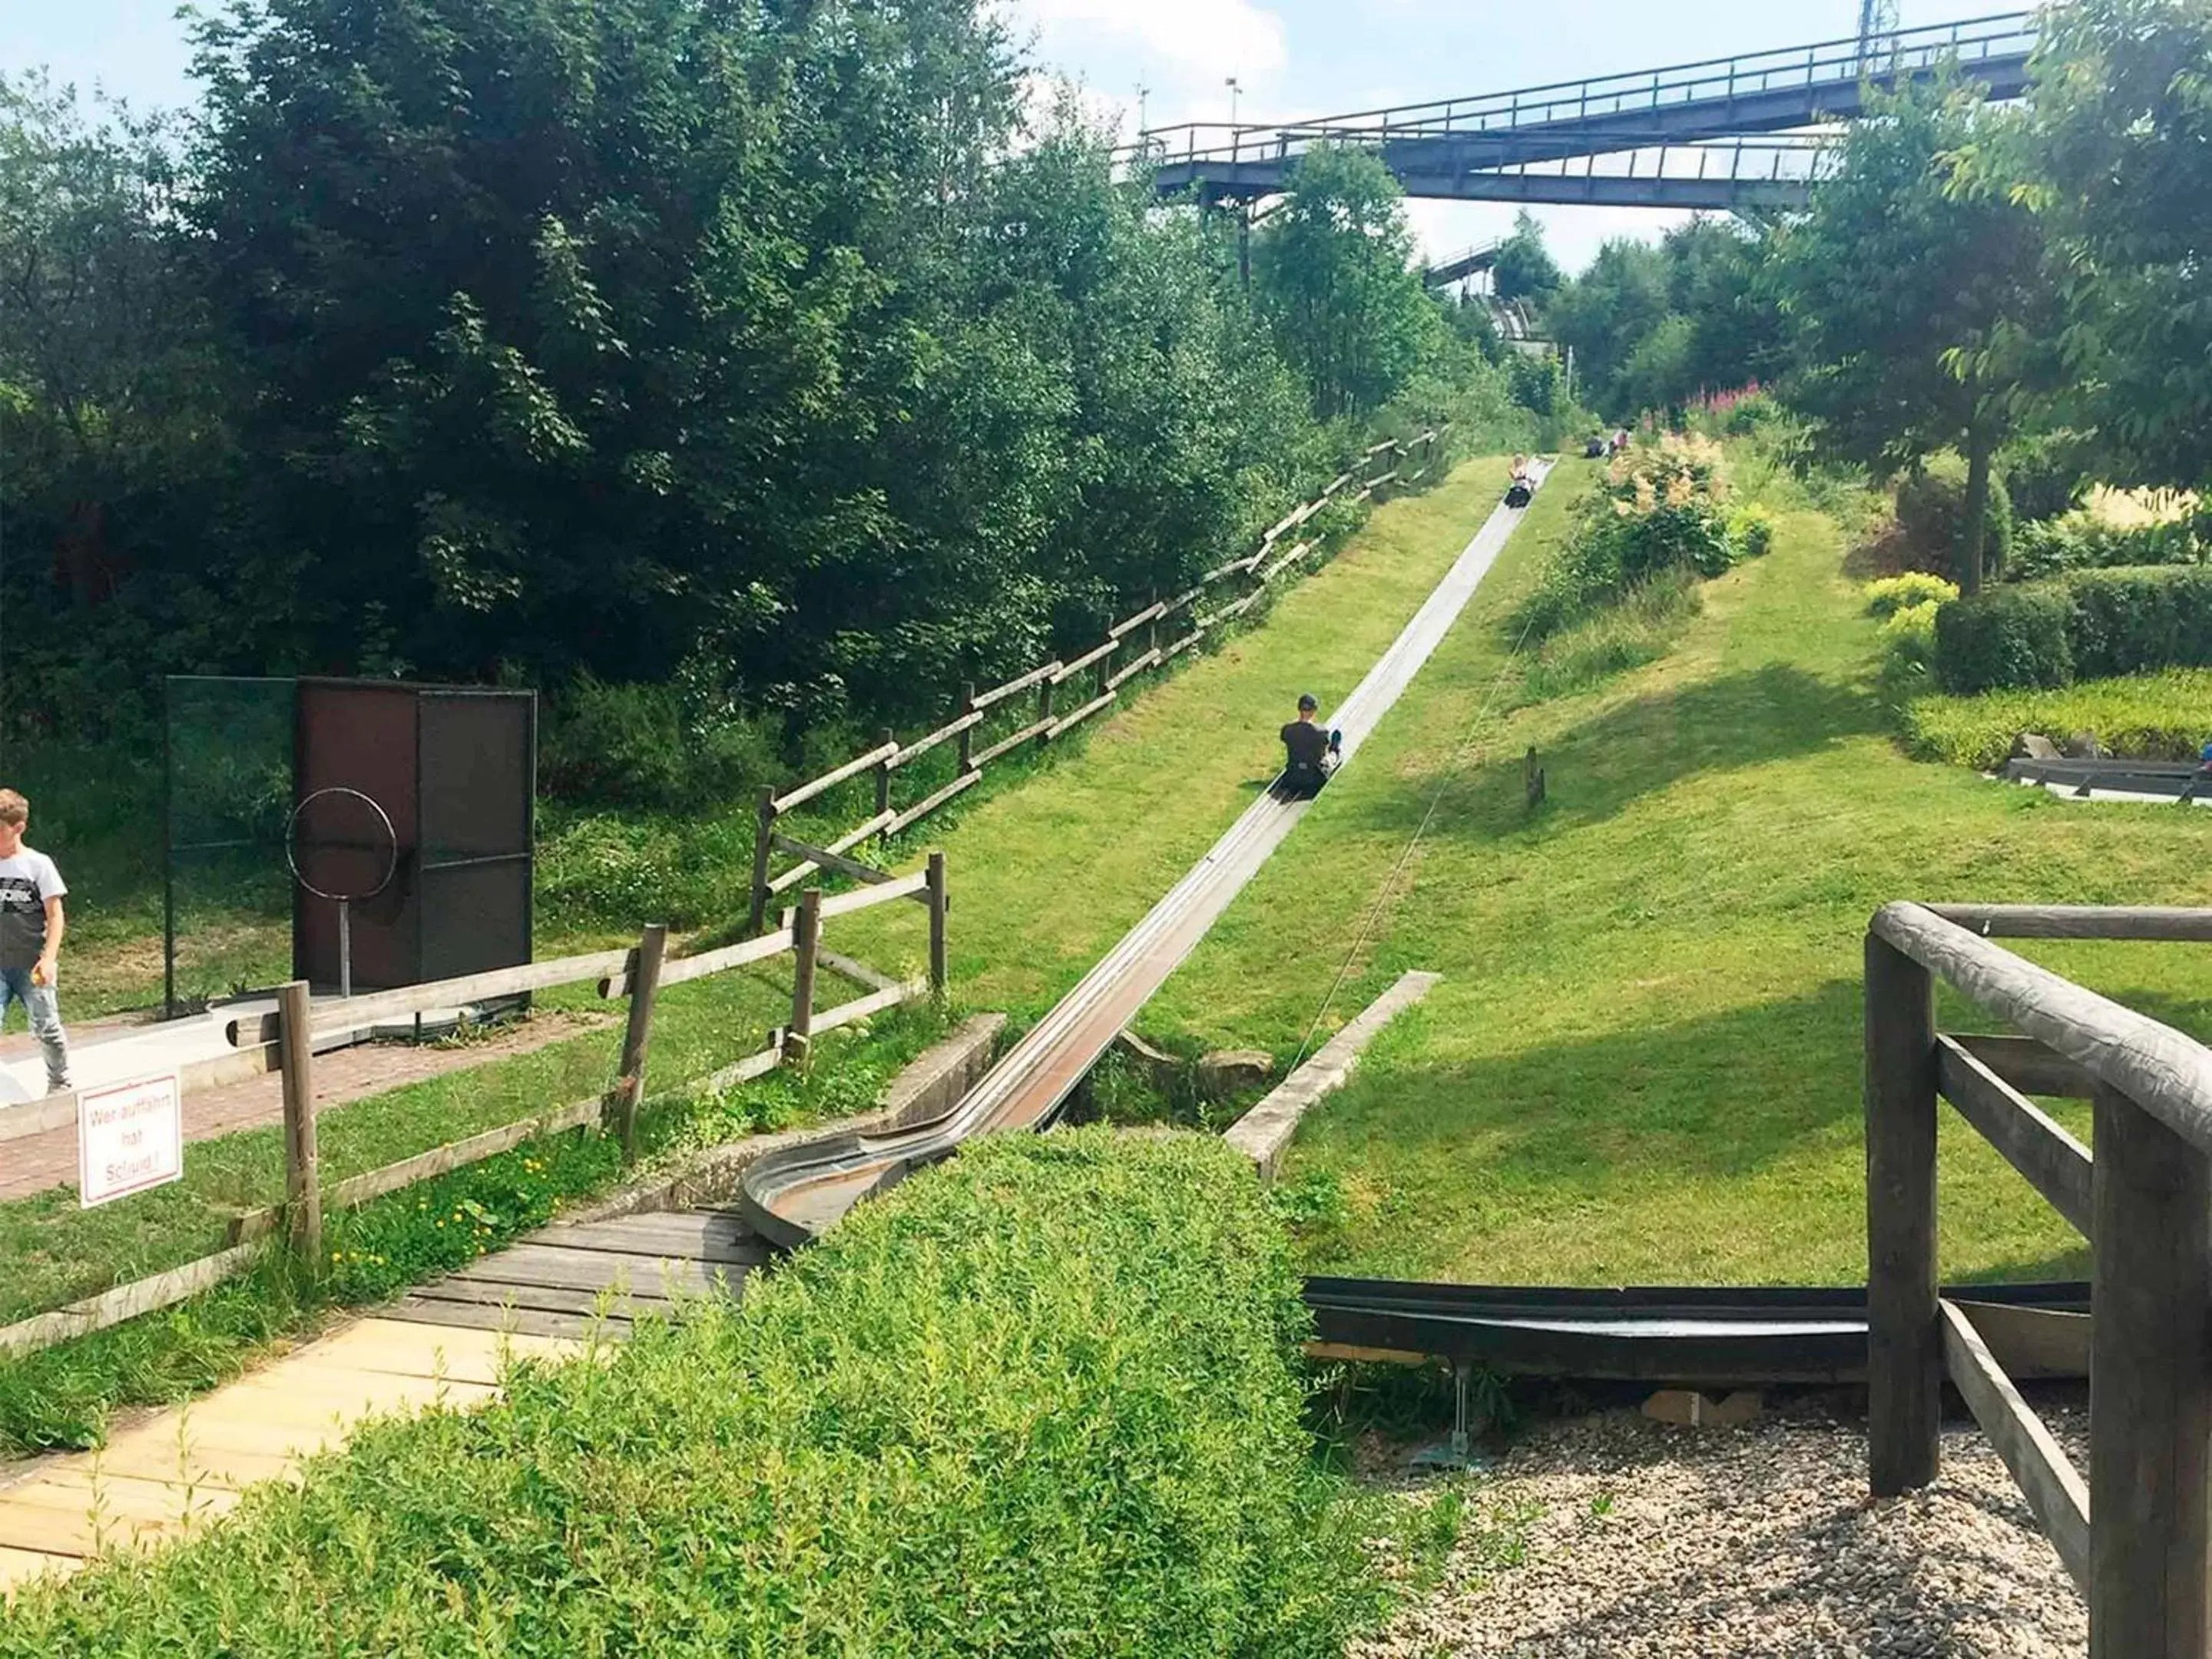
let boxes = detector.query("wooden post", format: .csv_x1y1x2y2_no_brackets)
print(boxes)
611,923,667,1158
956,682,977,774
2090,1083,2212,1657
1865,931,1940,1497
926,851,949,996
748,786,777,935
873,726,895,828
1035,677,1055,753
277,979,320,1265
785,888,822,1068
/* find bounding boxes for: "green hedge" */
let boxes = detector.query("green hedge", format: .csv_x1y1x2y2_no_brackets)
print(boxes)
1933,565,2212,694
4,1131,1376,1657
1933,583,2074,693
1904,668,2212,769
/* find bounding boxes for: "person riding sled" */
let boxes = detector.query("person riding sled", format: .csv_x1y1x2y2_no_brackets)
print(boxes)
1280,694,1342,798
1505,455,1535,509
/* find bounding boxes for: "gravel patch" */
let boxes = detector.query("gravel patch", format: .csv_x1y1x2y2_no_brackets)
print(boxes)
1356,1400,2085,1658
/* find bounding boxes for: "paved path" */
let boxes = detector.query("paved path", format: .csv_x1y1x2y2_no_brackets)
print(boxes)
0,1206,753,1595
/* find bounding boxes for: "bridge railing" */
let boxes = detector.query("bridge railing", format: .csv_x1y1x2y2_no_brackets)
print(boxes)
1866,901,2212,1655
1128,8,2034,167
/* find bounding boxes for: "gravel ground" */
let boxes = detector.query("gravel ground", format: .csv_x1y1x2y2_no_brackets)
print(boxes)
1355,1399,2086,1658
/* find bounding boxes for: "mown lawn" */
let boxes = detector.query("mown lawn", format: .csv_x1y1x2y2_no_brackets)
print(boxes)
859,446,2210,1286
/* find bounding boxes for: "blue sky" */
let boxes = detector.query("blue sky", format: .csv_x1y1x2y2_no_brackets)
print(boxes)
9,0,2012,272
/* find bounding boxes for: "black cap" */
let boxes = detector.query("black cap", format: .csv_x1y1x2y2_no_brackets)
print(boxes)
1297,693,1318,712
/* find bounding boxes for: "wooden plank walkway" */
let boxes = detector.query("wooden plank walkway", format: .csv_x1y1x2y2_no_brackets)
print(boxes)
0,1208,763,1594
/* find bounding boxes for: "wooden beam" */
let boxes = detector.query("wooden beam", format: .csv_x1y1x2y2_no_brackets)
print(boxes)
611,923,666,1157
770,831,892,888
1926,903,2212,942
814,870,930,921
1104,649,1162,694
1051,638,1117,685
1161,628,1203,661
969,717,1054,770
819,949,899,992
1936,1037,2094,1237
1939,1300,2091,1594
1046,690,1116,741
1257,539,1315,586
1951,1031,2097,1099
889,708,983,770
770,739,901,815
1195,591,1260,631
0,1243,263,1359
926,851,948,995
972,660,1059,710
1159,583,1204,616
278,981,320,1263
2091,1084,2212,1656
600,926,795,1000
228,949,634,1046
1108,601,1167,640
786,890,822,1068
1873,901,2212,1159
764,810,896,897
812,979,927,1037
1866,929,1941,1497
886,770,979,837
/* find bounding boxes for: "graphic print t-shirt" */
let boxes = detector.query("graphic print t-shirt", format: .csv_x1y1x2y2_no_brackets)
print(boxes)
0,848,65,971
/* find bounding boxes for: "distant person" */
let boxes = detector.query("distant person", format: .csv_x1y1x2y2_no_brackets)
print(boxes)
0,790,70,1094
1611,428,1631,456
2179,740,2212,806
1280,694,1339,799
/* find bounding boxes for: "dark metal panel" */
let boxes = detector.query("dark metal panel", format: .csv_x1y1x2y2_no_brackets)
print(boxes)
294,680,419,990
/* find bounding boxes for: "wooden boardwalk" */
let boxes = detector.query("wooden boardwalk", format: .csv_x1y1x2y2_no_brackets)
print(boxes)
0,1207,761,1594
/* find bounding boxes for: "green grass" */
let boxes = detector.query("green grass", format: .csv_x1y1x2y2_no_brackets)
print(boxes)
3,1131,1385,1656
843,448,2211,1286
1903,667,2212,769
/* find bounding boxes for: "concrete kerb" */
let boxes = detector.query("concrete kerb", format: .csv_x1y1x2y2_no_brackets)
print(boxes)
566,1012,1008,1224
1223,972,1441,1181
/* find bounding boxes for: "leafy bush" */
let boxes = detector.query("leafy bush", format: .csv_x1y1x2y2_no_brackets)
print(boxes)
2001,432,2090,525
540,675,783,811
4,1131,1380,1656
2065,566,2212,680
1903,668,2212,768
1522,571,1702,699
1896,453,2015,579
1866,572,1959,617
1932,584,2074,694
1727,503,1776,559
1517,433,1737,638
2007,511,2207,582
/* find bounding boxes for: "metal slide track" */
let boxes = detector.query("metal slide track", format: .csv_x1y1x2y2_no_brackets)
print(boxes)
737,463,1555,1246
1304,1278,2091,1386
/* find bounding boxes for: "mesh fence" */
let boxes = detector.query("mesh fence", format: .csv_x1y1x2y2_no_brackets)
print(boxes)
164,677,293,1015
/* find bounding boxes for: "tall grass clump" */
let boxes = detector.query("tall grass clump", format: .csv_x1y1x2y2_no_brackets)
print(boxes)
1902,667,2212,770
4,1130,1380,1657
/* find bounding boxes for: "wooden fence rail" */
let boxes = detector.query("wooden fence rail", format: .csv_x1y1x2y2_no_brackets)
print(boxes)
1866,899,2212,1656
0,859,952,1365
743,425,1452,932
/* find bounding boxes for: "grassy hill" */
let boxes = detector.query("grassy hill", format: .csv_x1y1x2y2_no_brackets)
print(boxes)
862,446,2212,1287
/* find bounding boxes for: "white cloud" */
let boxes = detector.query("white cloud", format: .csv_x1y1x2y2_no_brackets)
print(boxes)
998,0,1289,128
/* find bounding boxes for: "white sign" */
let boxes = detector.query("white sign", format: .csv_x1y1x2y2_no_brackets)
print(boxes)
78,1074,184,1209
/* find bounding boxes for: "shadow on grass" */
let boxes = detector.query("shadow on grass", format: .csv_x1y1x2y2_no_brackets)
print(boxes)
1345,663,1886,842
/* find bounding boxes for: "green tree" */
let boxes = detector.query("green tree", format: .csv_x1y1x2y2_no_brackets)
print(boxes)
1252,144,1446,420
2013,0,2212,493
1770,82,2058,593
1491,210,1561,304
1544,237,1671,418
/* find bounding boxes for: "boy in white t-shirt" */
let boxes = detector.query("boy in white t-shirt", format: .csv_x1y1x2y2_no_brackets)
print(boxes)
0,789,71,1093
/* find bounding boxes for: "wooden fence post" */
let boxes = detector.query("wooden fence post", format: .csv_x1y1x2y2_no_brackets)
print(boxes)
2090,1084,2212,1657
873,726,895,830
1865,930,1940,1497
1035,676,1055,753
785,888,822,1068
277,979,320,1265
956,682,977,774
748,786,777,935
926,851,949,996
611,923,667,1158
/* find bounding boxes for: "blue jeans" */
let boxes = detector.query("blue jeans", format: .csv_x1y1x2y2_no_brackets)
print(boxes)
0,968,71,1092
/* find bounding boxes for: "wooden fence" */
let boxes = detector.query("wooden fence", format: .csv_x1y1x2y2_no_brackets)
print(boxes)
0,859,949,1363
747,428,1449,931
1866,902,2212,1657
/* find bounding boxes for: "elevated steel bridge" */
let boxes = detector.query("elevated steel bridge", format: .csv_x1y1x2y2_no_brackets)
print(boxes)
1130,11,2035,212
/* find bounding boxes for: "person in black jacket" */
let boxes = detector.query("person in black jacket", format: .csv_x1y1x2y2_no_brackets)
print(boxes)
1280,694,1339,797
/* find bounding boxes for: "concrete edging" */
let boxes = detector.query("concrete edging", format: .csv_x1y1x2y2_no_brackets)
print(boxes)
1223,972,1440,1181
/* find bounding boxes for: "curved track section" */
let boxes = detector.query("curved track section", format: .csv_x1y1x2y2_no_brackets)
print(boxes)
741,463,1554,1245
